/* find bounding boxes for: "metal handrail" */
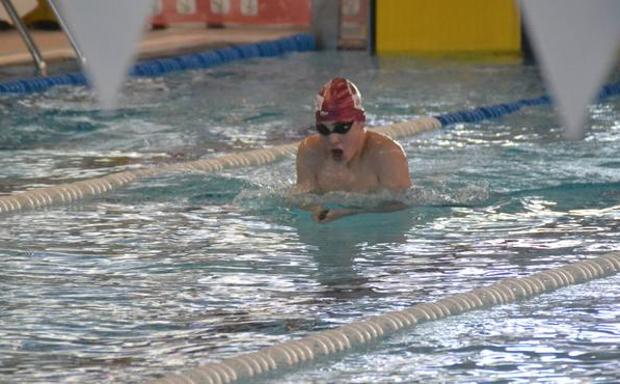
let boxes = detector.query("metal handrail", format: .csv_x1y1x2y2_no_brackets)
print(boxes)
0,0,47,75
46,0,86,67
0,0,87,75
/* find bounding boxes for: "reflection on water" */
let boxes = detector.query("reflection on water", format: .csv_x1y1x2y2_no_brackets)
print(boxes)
293,208,417,301
1,159,619,383
276,275,620,384
1,52,620,383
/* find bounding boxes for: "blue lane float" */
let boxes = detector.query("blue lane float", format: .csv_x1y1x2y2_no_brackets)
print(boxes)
1,30,619,131
433,83,620,126
0,33,316,94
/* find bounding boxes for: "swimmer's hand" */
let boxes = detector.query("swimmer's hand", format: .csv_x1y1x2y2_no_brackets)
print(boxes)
312,206,358,224
311,201,407,223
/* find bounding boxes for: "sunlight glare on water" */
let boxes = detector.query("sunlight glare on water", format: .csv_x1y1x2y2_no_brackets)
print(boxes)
0,51,619,383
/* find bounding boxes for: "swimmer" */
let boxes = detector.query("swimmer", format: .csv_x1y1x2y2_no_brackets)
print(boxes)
294,77,412,223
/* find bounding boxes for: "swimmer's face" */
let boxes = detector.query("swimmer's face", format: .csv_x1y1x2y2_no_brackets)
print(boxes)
316,120,365,162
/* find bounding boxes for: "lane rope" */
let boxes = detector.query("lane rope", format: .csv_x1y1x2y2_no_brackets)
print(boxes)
4,77,620,215
0,33,316,93
3,76,620,215
1,31,619,215
0,118,442,214
150,252,620,383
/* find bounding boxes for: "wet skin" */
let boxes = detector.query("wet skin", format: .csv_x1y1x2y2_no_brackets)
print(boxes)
294,121,412,223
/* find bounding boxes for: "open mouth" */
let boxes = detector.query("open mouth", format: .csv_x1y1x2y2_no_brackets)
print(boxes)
331,149,343,161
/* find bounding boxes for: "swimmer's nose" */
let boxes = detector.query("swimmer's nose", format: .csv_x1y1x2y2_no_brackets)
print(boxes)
328,133,341,145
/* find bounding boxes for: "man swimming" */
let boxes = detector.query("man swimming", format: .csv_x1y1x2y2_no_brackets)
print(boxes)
294,77,412,223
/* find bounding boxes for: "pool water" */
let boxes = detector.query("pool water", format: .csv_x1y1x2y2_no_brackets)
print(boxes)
1,50,619,383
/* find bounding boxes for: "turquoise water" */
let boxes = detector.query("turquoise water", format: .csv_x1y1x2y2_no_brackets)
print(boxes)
1,50,620,383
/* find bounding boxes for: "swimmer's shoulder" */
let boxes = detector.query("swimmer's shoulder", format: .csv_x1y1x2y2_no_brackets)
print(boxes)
365,131,412,190
365,130,407,157
297,134,323,161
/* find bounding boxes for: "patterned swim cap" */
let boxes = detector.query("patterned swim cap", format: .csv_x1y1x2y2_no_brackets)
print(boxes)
315,77,366,122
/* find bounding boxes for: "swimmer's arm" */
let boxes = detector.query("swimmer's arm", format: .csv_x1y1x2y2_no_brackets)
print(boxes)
290,138,326,217
294,137,320,194
316,201,407,223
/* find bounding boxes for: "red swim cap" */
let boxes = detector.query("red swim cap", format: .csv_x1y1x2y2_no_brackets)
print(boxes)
315,78,366,123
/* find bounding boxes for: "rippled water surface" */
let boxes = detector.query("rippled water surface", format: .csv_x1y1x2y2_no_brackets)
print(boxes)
1,50,620,383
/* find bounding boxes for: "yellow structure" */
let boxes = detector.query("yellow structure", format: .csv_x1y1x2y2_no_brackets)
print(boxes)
376,0,521,55
22,0,59,30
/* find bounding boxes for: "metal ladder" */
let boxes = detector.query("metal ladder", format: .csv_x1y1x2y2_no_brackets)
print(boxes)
0,0,86,76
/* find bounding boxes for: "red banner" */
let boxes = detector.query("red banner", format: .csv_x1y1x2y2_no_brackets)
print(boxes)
152,0,311,27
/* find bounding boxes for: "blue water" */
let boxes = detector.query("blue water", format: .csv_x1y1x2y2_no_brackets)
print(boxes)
1,50,619,383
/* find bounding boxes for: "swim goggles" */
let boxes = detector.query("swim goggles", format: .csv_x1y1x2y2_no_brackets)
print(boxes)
316,121,354,136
